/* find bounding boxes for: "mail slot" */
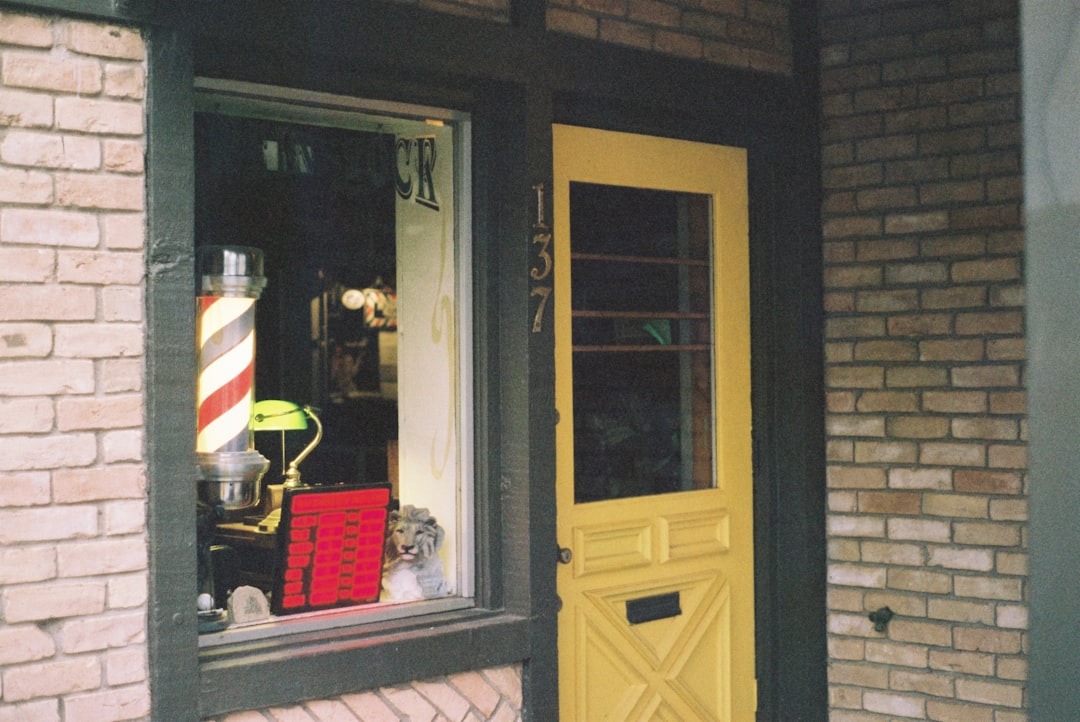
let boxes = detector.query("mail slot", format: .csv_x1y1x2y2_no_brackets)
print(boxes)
626,591,682,625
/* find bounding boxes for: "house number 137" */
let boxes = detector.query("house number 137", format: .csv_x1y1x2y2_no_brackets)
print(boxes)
531,184,552,333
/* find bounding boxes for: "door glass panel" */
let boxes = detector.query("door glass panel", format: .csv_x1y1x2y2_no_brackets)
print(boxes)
570,182,715,503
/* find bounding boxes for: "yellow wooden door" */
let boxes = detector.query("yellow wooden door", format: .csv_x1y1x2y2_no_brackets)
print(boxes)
554,125,754,721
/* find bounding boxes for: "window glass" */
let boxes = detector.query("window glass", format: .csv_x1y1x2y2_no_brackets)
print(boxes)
569,183,715,503
193,81,473,639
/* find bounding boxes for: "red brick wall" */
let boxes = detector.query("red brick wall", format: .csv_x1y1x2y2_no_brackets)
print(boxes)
379,0,793,73
821,1,1026,719
378,0,512,23
547,0,792,73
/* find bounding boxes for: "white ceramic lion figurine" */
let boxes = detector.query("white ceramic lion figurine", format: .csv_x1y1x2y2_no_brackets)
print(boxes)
381,505,451,602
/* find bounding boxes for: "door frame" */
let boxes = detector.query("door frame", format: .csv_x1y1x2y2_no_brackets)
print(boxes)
548,95,827,718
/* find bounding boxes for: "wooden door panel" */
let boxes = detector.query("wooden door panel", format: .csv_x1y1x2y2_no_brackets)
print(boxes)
582,572,725,664
574,571,731,720
554,124,753,721
661,510,730,561
578,615,650,719
573,520,654,577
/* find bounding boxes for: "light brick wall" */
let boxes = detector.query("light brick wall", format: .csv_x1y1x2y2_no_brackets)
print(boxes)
547,0,792,73
821,1,1026,720
0,10,151,722
205,665,523,722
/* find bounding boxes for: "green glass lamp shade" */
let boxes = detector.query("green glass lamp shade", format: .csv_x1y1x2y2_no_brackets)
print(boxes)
251,399,322,487
252,399,309,431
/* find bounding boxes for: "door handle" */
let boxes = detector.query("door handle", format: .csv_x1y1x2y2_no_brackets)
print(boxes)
557,546,573,564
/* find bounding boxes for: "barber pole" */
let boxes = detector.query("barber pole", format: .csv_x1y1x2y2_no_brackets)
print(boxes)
195,246,269,510
197,296,256,453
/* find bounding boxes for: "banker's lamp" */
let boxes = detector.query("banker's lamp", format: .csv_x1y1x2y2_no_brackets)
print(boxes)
252,399,323,488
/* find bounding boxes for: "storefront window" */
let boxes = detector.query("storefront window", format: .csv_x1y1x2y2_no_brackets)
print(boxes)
192,80,473,641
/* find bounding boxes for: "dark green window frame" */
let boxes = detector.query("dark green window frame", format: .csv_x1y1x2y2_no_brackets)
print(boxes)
143,18,548,722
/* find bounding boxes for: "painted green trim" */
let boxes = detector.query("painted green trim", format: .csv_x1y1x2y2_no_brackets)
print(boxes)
200,612,531,715
144,22,201,722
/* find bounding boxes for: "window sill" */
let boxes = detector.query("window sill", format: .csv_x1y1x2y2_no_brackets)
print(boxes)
198,596,475,648
197,605,530,717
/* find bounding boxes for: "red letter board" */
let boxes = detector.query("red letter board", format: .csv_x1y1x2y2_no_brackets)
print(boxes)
271,483,391,615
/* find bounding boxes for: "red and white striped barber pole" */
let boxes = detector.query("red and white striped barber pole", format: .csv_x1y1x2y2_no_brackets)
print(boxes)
195,246,270,510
